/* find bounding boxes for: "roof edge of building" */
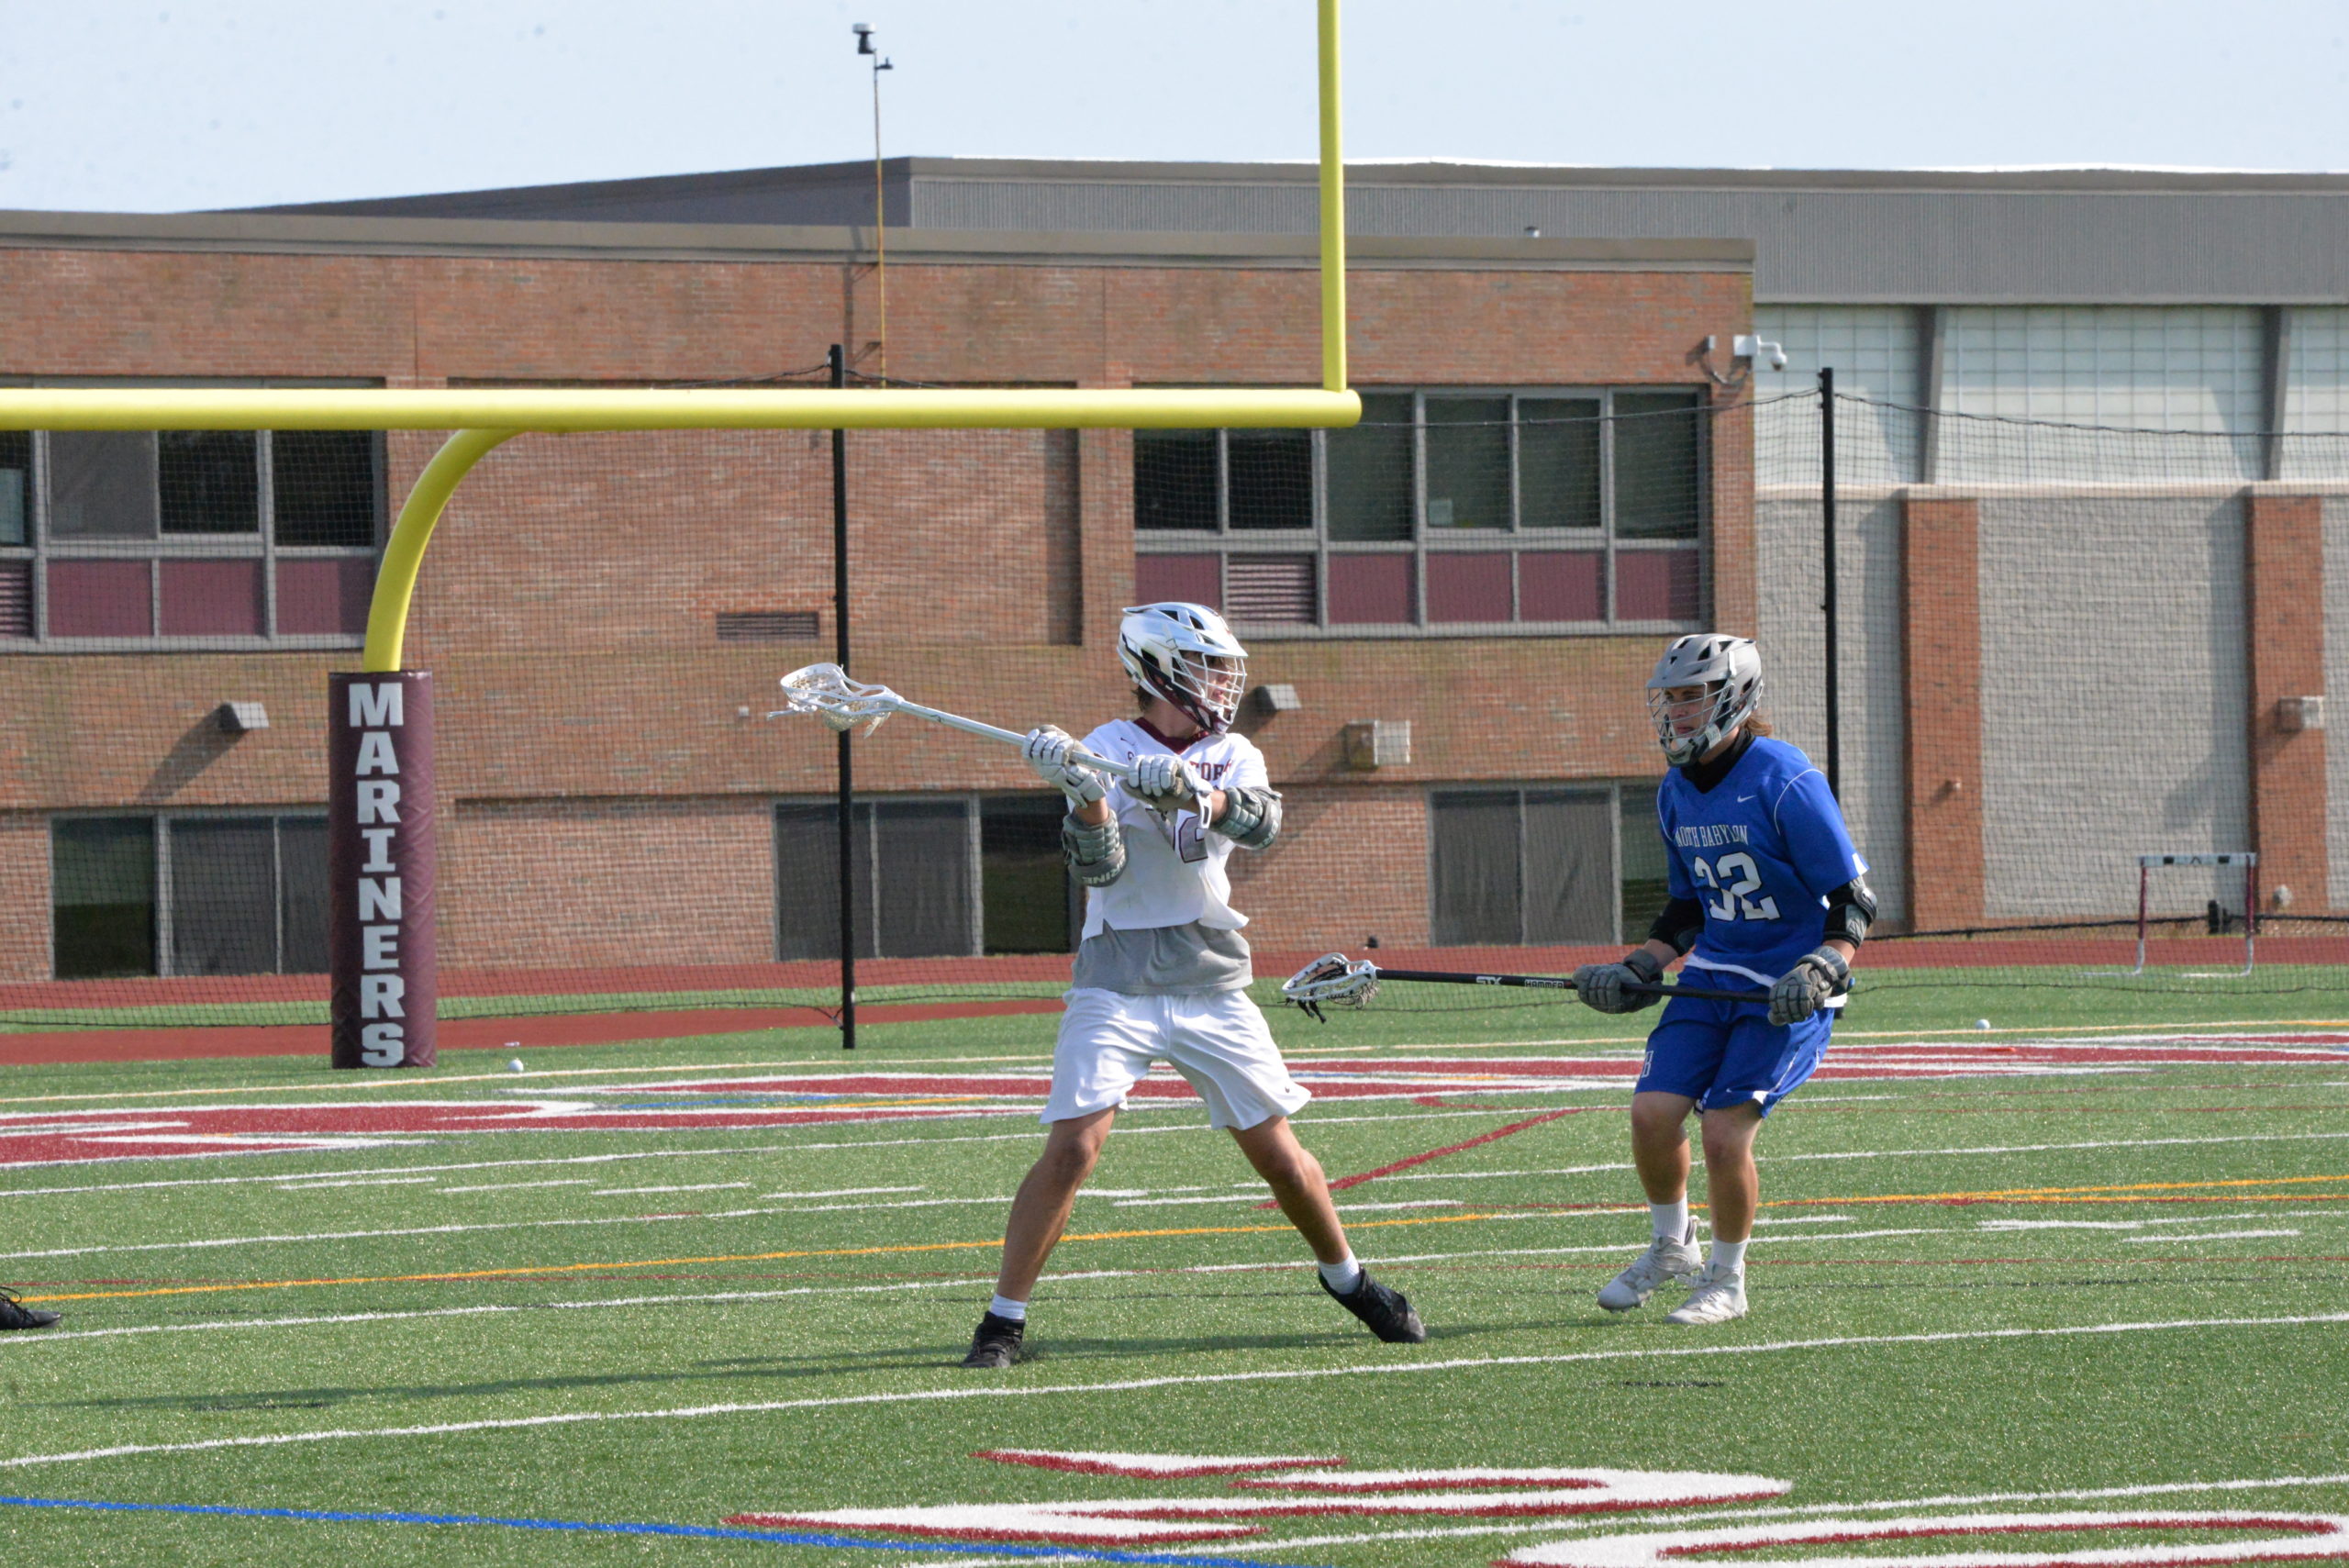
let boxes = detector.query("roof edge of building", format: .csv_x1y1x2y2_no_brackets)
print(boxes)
0,209,1753,270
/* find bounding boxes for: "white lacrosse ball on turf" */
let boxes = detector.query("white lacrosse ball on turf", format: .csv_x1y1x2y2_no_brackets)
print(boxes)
508,1058,527,1073
1975,1019,1992,1031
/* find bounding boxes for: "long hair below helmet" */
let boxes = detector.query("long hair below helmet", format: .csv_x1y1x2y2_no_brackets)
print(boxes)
1118,602,1248,735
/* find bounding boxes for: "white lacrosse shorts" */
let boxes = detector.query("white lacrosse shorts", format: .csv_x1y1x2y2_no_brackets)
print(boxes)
1042,987,1312,1131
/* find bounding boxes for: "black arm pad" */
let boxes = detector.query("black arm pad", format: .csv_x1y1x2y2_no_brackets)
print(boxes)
1822,873,1877,946
1646,895,1707,956
1208,784,1282,850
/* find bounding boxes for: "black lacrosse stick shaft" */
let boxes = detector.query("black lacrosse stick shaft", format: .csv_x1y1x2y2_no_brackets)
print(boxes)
1365,967,1770,1006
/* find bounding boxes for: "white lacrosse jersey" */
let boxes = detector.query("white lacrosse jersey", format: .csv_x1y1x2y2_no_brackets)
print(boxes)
1076,720,1268,940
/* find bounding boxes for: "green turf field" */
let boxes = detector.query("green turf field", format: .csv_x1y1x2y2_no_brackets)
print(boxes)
1,1002,2345,1566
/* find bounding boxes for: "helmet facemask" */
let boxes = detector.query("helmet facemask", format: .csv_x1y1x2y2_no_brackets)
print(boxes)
1140,648,1246,735
1644,633,1765,767
1650,683,1737,766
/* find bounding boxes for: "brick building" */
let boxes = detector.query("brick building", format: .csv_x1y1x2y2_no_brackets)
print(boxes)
0,201,1755,992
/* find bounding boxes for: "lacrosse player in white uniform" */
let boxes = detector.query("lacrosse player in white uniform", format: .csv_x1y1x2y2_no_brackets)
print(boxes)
960,602,1427,1369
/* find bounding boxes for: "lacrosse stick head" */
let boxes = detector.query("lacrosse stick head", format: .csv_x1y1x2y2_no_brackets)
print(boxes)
1281,952,1379,1021
772,663,899,737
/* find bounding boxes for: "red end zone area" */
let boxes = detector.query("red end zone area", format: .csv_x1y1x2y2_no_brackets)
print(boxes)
3,1035,2343,1167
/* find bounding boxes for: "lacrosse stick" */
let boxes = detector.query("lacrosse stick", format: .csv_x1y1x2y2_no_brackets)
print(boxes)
1280,952,1772,1022
771,663,1141,782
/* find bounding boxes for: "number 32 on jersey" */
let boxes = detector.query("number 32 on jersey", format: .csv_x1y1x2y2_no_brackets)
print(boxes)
1691,851,1779,922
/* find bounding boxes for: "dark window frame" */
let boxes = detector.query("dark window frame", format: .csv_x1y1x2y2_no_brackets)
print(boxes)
773,792,1081,962
49,809,330,979
1427,781,1671,948
1133,387,1709,638
0,427,384,651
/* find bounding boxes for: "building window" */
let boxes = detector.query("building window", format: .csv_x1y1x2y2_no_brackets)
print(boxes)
1430,784,1671,947
774,795,1077,962
0,429,382,648
50,813,329,979
1133,390,1706,635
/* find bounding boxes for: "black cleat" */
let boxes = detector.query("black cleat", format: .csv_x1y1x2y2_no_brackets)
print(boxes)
959,1310,1030,1369
1320,1268,1426,1343
0,1287,59,1331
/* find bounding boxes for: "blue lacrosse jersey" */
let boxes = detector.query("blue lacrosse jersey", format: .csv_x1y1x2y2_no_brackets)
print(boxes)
1656,737,1866,1001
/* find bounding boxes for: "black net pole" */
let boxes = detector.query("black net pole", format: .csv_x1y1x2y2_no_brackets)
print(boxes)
830,343,857,1051
1820,366,1841,799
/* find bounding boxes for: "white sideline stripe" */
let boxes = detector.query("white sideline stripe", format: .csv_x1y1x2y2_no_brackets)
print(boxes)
0,1197,991,1262
6,1311,2342,1472
273,1176,439,1191
1252,1473,2349,1551
0,1106,1579,1198
439,1180,596,1194
588,1182,753,1196
2123,1229,2301,1243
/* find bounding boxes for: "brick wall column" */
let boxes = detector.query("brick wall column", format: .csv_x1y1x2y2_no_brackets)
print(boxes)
1903,495,1984,930
2245,492,2329,913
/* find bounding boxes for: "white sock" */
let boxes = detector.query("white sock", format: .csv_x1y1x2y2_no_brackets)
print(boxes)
987,1294,1028,1322
1318,1254,1363,1294
1651,1199,1689,1241
1710,1239,1748,1274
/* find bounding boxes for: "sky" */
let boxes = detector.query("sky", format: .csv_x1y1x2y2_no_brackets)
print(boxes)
2,0,2346,213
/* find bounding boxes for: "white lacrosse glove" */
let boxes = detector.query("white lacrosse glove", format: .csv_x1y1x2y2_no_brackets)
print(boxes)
1573,949,1664,1014
1128,752,1208,815
1768,946,1849,1027
1023,725,1106,807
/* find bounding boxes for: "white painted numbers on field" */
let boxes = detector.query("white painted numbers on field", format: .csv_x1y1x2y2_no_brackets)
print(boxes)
350,680,406,1067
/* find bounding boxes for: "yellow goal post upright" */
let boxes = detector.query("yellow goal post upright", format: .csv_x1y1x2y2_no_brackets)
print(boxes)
0,0,1357,1068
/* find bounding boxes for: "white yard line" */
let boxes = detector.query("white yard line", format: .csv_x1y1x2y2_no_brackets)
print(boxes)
1250,1473,2349,1552
2121,1229,2302,1243
587,1183,753,1196
438,1179,596,1194
3,1310,2340,1471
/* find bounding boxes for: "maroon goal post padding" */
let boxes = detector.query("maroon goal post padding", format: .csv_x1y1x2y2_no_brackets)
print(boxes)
328,672,438,1068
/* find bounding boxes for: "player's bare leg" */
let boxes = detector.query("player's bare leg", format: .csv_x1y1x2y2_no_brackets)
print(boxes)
1228,1117,1424,1343
1228,1116,1350,1264
963,1107,1116,1368
1666,1104,1762,1326
1597,1091,1704,1312
994,1106,1118,1303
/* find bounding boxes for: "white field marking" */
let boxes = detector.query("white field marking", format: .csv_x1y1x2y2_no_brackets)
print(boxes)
1763,1131,2349,1164
1751,1216,1857,1227
753,1186,924,1200
1982,1211,2349,1239
1500,1507,2349,1568
7,1311,2343,1472
438,1180,596,1194
0,1243,1692,1353
273,1176,440,1191
0,1103,1587,1200
587,1183,753,1196
1330,1200,1465,1212
0,1276,1016,1349
974,1449,1344,1479
2123,1229,2302,1243
1245,1475,2349,1552
0,1195,1019,1262
758,1469,1792,1544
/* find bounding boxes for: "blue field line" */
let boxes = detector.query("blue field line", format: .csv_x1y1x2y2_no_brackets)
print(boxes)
0,1494,1327,1567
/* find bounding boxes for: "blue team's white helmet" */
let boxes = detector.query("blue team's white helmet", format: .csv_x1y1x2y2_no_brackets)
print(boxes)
1646,633,1764,766
1119,602,1248,734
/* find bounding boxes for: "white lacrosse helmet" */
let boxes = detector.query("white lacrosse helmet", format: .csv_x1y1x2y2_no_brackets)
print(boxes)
1646,633,1764,767
1119,602,1248,735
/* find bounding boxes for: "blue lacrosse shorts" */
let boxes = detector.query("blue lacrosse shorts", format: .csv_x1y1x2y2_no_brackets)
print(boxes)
1633,992,1834,1116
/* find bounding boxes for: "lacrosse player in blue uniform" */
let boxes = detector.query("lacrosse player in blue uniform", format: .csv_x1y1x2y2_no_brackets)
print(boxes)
1574,634,1874,1326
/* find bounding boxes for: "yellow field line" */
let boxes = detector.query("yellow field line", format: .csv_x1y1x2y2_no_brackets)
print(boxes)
17,1210,1507,1304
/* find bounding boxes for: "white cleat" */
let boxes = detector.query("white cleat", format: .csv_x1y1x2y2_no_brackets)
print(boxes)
1596,1227,1702,1312
1664,1262,1748,1326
